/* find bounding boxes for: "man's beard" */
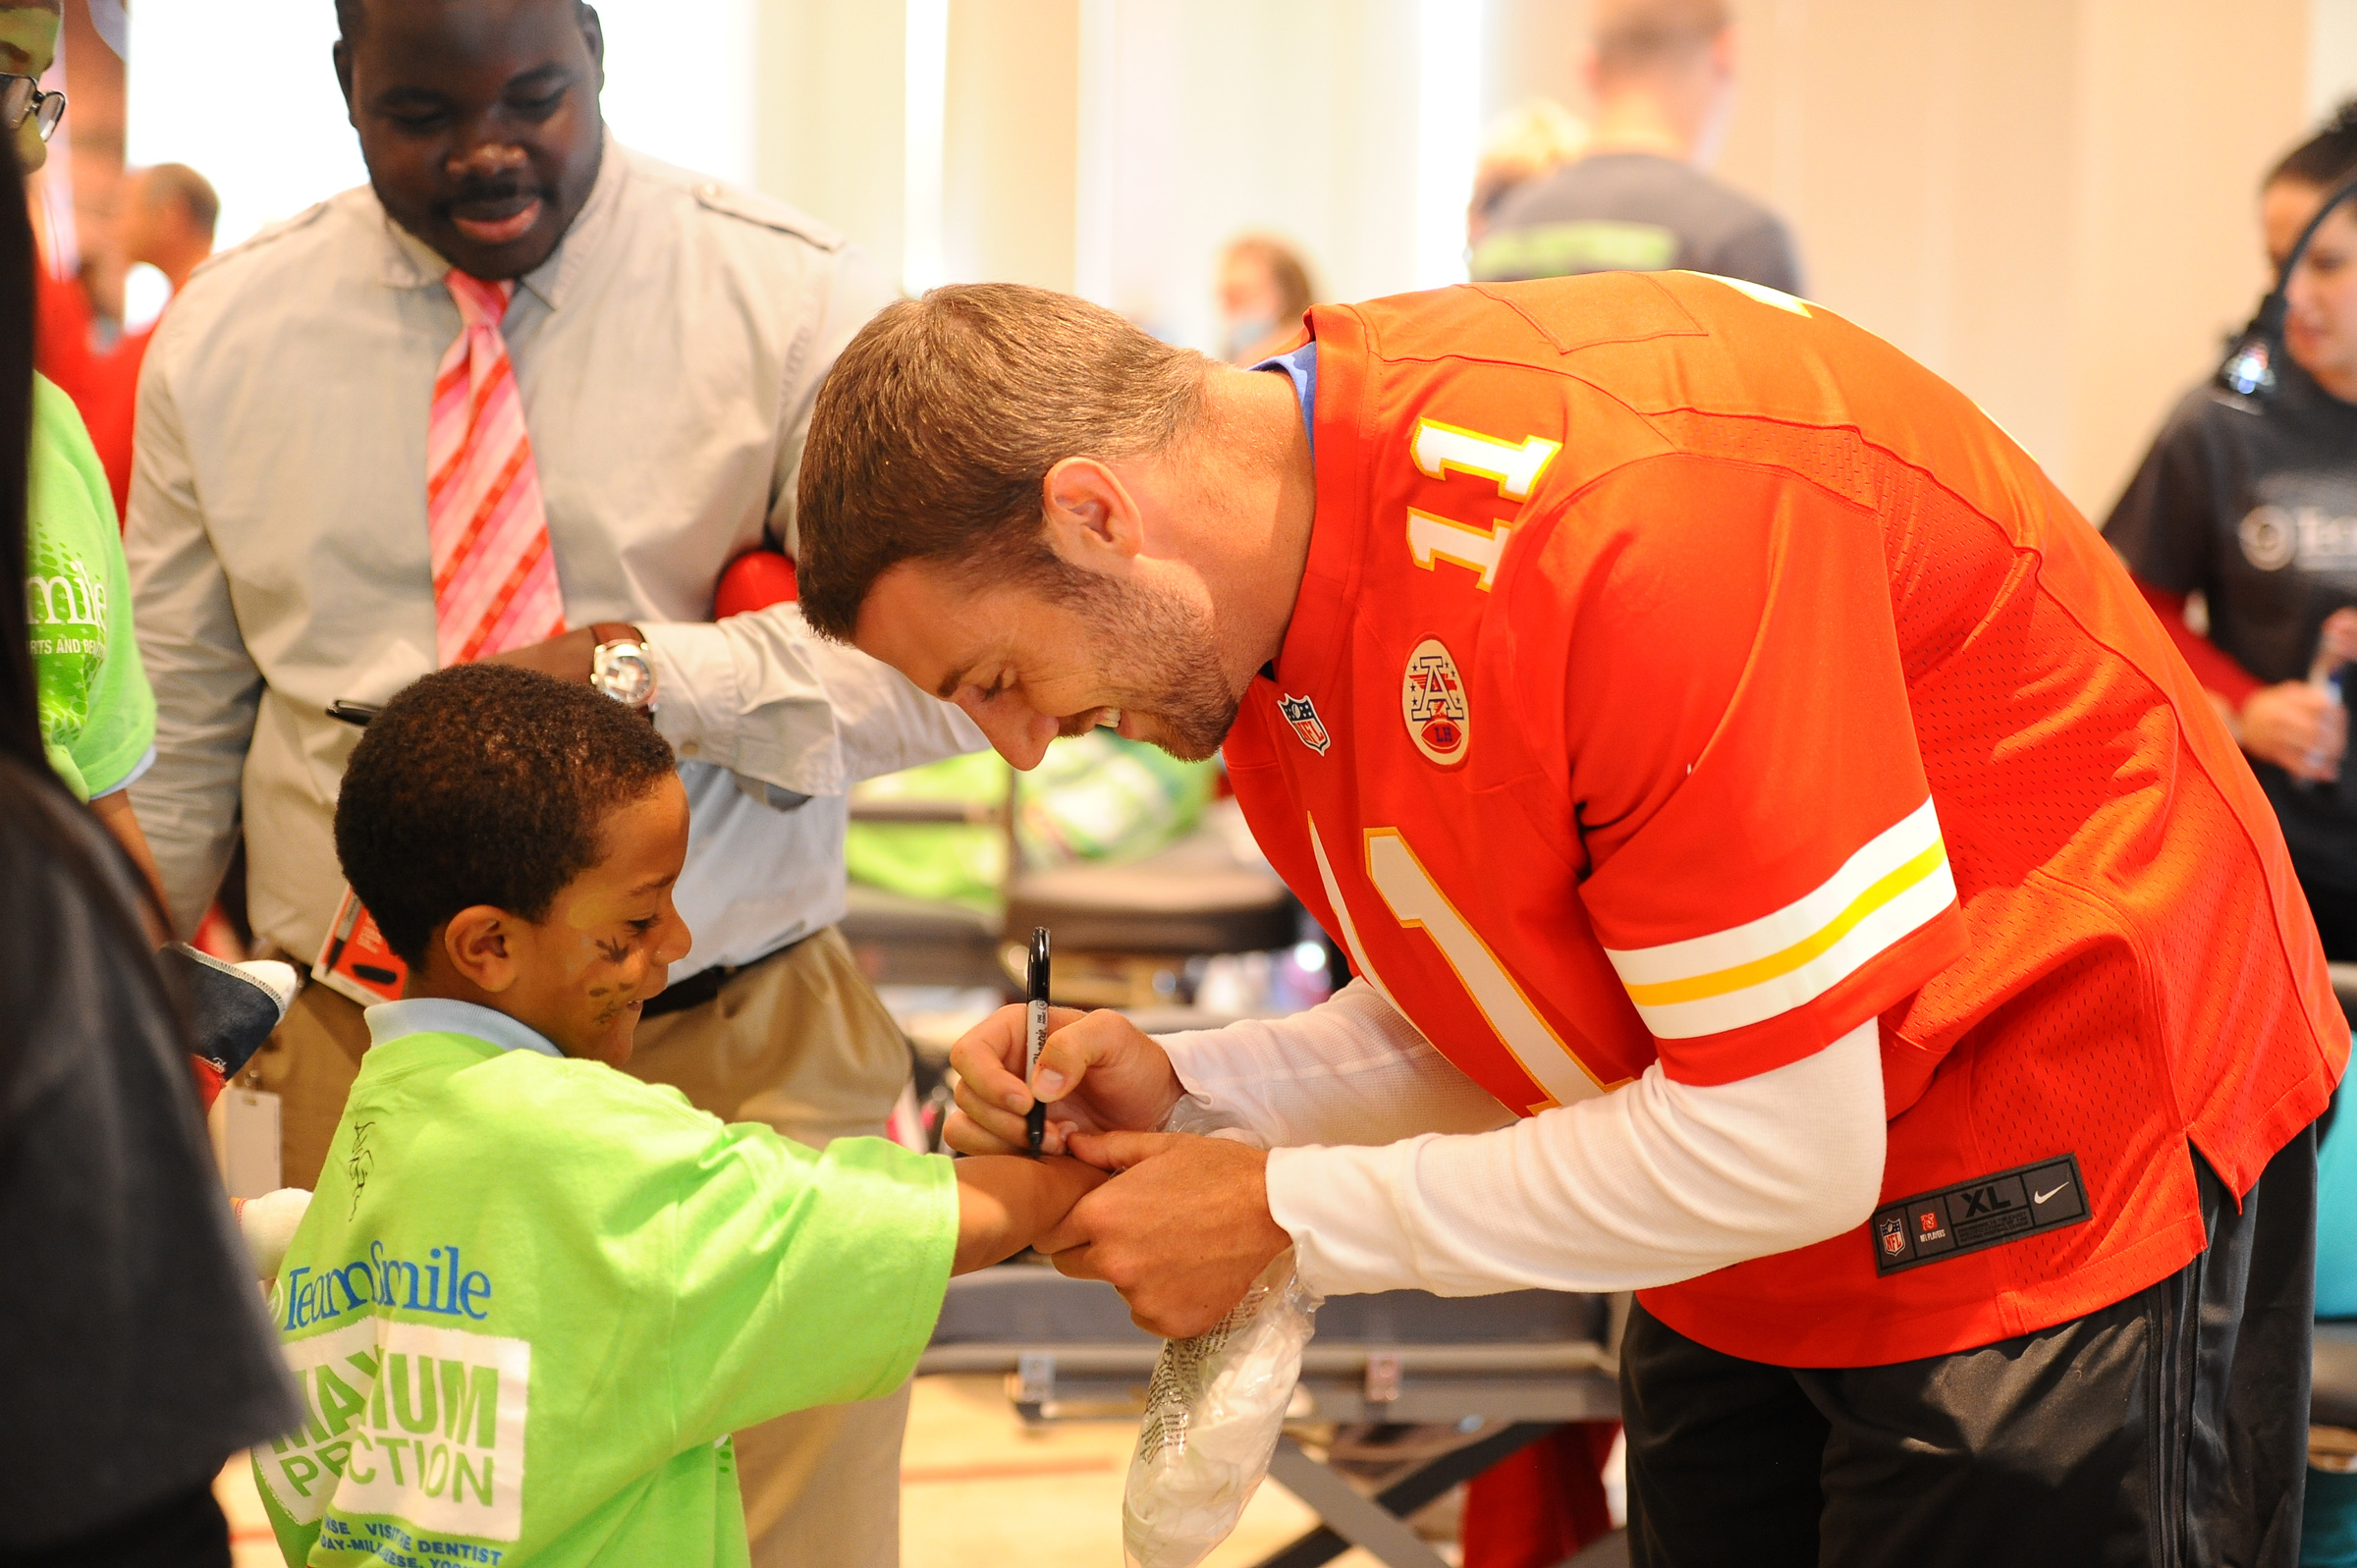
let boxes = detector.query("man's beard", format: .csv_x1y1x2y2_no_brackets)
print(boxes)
1076,576,1240,762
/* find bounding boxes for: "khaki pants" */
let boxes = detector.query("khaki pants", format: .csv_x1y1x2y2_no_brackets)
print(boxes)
242,927,915,1568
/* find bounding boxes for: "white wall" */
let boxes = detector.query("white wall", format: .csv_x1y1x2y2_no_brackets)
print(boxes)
1082,0,1428,352
126,2,363,250
2315,0,2357,117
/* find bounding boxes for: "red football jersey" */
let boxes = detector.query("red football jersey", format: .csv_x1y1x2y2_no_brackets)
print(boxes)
1225,272,2346,1367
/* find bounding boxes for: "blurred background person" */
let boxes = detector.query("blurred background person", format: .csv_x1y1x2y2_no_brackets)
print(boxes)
2106,101,2357,962
80,162,214,519
0,85,299,1568
1466,96,1587,252
1471,0,1802,294
1216,232,1316,364
39,161,215,522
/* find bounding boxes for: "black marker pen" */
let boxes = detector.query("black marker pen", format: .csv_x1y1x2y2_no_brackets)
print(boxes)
1024,926,1051,1156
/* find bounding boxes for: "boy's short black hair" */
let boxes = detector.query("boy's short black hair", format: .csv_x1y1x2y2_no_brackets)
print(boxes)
334,664,678,966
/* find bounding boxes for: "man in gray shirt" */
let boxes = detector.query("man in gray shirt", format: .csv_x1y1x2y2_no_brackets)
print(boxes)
1472,0,1803,296
124,1,974,1562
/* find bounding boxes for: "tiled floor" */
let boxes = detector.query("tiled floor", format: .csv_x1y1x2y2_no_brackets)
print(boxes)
215,1375,1398,1567
898,1375,1392,1568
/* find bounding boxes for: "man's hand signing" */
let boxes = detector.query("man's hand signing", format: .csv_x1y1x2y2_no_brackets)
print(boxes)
1038,1130,1294,1339
945,1005,1184,1157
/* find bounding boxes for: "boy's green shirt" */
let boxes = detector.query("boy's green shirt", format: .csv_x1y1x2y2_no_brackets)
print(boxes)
255,1023,957,1567
26,374,152,799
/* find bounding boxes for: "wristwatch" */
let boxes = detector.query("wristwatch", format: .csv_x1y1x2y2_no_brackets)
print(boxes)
588,622,658,714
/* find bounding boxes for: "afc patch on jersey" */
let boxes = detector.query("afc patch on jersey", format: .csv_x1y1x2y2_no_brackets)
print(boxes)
1279,692,1332,756
1401,638,1469,766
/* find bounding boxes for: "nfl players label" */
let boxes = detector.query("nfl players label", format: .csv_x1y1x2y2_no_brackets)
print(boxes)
1870,1154,2088,1276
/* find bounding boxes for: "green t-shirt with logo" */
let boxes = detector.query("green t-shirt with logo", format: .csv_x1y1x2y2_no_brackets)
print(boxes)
253,1029,957,1567
26,373,152,799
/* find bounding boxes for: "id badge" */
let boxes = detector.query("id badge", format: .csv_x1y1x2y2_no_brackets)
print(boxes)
219,1087,282,1198
311,882,408,1006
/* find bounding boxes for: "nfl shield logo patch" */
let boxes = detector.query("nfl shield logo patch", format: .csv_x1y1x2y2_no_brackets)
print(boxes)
1878,1215,1907,1259
1279,693,1331,756
1401,638,1469,766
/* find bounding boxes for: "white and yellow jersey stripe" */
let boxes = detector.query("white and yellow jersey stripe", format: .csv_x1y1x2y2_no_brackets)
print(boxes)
1602,800,1955,1040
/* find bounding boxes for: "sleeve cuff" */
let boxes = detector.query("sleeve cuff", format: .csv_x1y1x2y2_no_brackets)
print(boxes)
1264,1141,1426,1299
641,621,741,768
86,744,158,799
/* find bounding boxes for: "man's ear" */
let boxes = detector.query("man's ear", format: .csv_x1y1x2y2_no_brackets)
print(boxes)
441,906,521,994
578,3,607,91
1039,457,1145,576
333,37,356,120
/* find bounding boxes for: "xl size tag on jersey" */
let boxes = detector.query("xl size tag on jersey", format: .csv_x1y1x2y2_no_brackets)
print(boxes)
1870,1155,2088,1275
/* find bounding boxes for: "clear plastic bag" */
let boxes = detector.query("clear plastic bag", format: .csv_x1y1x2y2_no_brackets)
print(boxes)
1121,1119,1323,1568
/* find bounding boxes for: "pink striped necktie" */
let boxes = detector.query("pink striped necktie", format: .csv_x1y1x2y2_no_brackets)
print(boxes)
426,270,566,666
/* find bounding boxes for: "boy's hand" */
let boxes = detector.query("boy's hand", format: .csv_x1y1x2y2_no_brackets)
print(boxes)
951,1154,1110,1274
946,1005,1184,1157
1032,1131,1291,1338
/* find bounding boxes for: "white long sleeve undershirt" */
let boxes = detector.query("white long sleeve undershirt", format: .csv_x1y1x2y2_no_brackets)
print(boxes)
1155,981,1887,1299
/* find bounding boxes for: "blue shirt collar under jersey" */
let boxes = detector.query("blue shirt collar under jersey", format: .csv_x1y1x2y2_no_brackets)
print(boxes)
364,997,564,1058
1252,340,1318,461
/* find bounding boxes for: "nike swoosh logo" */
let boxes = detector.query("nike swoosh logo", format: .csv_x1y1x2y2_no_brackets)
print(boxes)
2032,1183,2068,1205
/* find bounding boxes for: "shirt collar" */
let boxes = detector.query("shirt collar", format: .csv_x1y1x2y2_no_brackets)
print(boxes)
1250,340,1319,463
1264,308,1362,700
374,127,628,312
364,997,564,1058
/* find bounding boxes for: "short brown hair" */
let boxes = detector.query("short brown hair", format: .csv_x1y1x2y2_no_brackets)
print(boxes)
796,283,1208,642
1593,0,1728,81
140,163,221,242
1220,235,1317,322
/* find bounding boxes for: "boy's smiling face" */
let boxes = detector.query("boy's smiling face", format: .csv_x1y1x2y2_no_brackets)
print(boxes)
427,773,693,1065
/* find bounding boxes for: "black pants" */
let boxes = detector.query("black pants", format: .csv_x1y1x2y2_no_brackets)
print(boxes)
1622,1133,2318,1568
2300,874,2357,964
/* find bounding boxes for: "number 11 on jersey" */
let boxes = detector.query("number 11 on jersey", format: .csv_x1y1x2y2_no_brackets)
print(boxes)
1311,815,1613,1113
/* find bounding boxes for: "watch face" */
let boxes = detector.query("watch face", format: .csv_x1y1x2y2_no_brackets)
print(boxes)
592,643,657,709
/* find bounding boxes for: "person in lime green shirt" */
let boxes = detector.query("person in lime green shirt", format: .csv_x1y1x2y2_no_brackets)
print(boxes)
29,358,168,895
28,373,153,789
6,0,165,897
255,664,1102,1567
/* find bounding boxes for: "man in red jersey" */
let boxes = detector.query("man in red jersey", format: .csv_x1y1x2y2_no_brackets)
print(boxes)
794,275,2346,1566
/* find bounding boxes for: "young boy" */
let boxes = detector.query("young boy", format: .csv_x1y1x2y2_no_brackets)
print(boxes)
254,664,1103,1566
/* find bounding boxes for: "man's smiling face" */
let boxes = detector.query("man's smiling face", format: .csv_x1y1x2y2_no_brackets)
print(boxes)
337,0,606,281
853,558,1243,771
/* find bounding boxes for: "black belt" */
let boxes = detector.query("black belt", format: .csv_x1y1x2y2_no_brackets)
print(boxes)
640,937,800,1018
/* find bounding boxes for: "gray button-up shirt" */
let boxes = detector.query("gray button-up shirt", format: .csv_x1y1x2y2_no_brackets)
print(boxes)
127,138,980,975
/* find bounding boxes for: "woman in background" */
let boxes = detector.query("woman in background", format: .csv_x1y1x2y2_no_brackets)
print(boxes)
2108,102,2357,959
0,93,298,1567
